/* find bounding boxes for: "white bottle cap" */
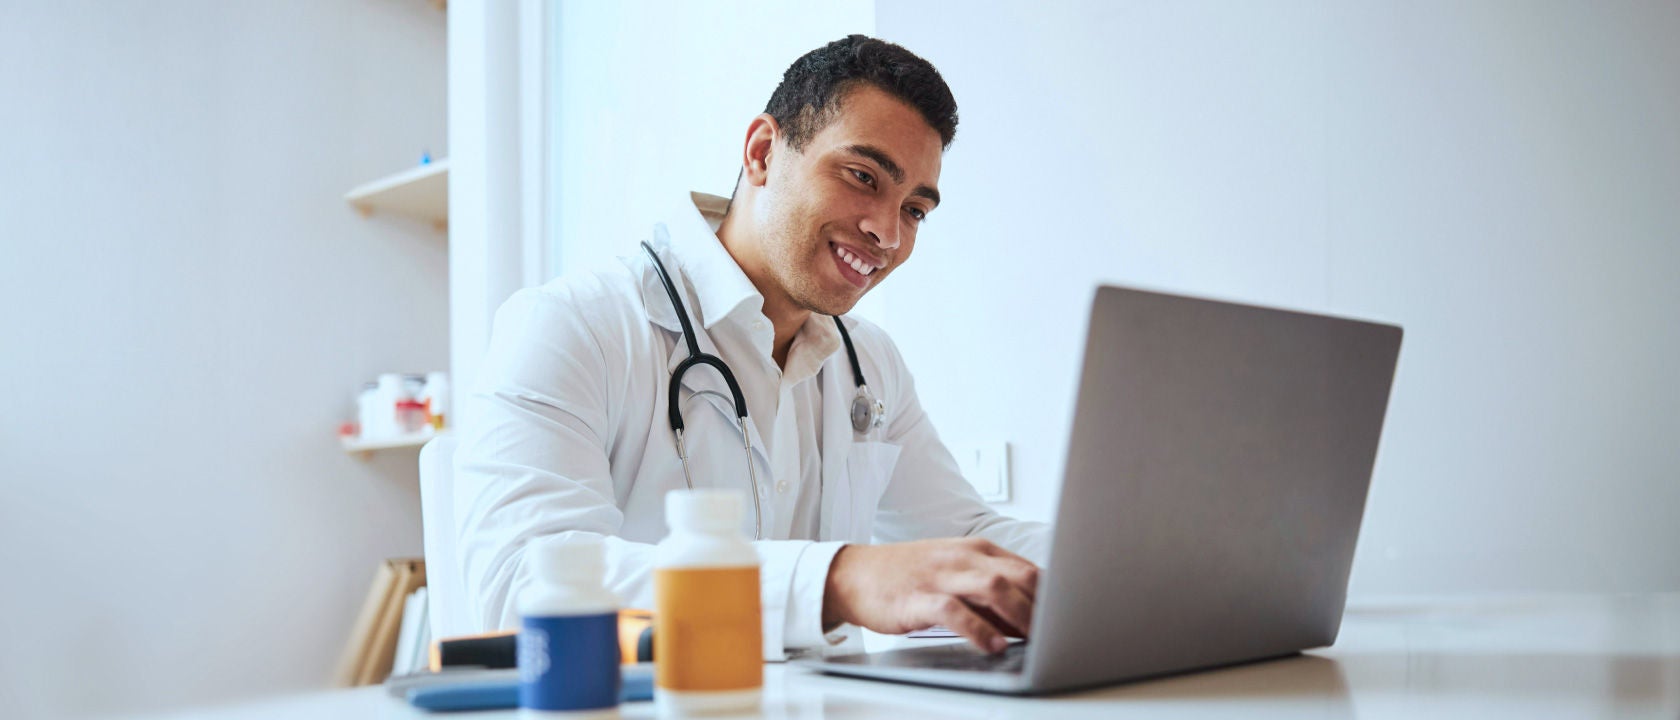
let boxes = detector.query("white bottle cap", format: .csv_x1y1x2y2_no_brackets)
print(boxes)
665,489,743,534
529,537,606,587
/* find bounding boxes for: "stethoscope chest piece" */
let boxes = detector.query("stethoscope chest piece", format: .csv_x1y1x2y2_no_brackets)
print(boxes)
833,318,885,435
851,387,885,434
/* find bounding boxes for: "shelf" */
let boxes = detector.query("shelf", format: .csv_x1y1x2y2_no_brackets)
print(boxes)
342,428,441,454
345,159,449,229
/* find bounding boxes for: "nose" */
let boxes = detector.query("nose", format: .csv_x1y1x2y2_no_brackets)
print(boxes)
858,207,901,251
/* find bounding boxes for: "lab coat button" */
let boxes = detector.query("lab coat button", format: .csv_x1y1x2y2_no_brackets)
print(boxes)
776,480,789,494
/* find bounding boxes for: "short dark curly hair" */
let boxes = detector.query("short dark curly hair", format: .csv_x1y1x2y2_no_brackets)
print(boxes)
765,35,958,151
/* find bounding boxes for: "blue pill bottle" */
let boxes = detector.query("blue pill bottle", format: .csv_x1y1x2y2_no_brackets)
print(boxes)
518,538,621,719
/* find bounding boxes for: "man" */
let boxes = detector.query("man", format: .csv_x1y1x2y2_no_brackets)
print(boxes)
455,35,1047,658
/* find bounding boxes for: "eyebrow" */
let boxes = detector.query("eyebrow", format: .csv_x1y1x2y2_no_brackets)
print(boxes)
842,143,941,208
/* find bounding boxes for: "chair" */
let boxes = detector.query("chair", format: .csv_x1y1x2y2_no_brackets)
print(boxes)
418,434,476,641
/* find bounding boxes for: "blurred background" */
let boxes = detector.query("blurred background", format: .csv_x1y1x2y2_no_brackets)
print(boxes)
0,0,1674,717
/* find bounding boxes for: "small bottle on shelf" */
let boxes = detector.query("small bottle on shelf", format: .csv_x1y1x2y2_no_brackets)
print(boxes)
421,371,449,430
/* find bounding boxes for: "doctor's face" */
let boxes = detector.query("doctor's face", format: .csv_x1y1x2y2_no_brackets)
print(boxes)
754,85,944,316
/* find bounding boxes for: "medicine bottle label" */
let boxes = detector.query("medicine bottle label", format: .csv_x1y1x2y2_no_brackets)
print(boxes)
653,567,762,692
519,612,621,711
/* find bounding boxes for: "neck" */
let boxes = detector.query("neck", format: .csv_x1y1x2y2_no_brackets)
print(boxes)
717,210,808,369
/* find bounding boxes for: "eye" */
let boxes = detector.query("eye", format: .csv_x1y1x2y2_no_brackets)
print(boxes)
849,168,876,188
905,206,927,222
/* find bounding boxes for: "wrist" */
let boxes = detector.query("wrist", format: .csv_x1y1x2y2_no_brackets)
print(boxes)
821,544,854,631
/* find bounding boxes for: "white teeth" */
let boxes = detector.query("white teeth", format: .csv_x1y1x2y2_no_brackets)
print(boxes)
835,245,874,276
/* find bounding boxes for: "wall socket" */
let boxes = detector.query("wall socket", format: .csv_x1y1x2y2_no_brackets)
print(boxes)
956,440,1011,503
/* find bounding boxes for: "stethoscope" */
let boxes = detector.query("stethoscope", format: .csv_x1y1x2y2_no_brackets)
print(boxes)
641,240,885,540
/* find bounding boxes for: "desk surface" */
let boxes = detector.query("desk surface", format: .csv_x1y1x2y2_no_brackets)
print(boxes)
156,594,1680,719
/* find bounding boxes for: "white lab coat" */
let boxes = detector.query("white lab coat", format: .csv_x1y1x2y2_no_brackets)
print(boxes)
452,193,1048,658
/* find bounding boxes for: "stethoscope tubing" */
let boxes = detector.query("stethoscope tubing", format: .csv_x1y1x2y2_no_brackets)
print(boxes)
640,238,882,541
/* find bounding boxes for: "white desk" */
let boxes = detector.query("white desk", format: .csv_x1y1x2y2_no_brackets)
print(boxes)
156,594,1680,719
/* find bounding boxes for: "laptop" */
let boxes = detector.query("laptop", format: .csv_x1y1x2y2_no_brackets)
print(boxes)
801,284,1403,694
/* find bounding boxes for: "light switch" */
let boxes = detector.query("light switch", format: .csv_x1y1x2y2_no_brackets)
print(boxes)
957,440,1010,503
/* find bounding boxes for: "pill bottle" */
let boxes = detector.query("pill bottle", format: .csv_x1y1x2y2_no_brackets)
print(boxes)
354,382,378,439
399,374,429,433
421,371,450,430
519,539,621,718
370,373,405,439
653,490,762,715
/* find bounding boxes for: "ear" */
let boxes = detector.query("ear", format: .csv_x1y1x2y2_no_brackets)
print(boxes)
741,113,779,189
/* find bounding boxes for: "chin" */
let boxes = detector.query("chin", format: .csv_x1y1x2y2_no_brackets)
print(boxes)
804,297,857,317
798,288,862,317
829,297,863,316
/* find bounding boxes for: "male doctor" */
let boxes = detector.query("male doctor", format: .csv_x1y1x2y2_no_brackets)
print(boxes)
454,35,1047,658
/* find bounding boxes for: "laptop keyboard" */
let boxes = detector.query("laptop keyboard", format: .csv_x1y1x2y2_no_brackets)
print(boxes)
830,641,1028,674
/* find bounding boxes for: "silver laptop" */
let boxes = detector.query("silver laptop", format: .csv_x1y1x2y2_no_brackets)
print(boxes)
802,284,1403,694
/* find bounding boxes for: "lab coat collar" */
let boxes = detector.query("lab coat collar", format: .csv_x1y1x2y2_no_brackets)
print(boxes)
634,199,773,472
637,224,689,335
637,192,843,378
669,192,763,332
634,192,756,335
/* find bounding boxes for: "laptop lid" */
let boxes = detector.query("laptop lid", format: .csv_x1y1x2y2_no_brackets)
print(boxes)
1024,285,1402,691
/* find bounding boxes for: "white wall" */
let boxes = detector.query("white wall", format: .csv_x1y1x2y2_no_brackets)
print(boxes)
874,0,1680,594
0,2,446,717
549,0,877,322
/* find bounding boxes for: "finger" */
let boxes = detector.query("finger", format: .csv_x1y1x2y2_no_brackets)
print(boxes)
966,600,1029,642
967,542,1041,600
991,555,1041,602
925,594,1010,654
954,555,1037,607
955,574,1034,638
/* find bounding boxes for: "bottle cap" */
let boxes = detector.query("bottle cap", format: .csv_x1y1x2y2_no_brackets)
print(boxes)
665,489,743,534
529,537,605,587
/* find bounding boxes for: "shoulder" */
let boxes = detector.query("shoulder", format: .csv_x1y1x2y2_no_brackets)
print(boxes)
516,256,645,320
500,249,660,329
488,254,655,366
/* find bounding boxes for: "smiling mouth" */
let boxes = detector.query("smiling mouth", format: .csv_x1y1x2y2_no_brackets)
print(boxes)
829,242,878,288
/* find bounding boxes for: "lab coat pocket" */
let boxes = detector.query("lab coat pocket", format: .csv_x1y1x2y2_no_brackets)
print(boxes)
843,441,902,543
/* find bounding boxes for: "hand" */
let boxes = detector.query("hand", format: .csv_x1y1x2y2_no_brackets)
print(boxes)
822,538,1040,654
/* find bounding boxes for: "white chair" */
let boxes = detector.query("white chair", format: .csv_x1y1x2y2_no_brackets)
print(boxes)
419,434,476,641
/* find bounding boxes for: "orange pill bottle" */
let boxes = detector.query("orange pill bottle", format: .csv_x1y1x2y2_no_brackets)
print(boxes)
653,489,762,715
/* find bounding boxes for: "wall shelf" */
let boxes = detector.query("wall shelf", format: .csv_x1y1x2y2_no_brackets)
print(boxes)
345,159,449,229
342,429,440,456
